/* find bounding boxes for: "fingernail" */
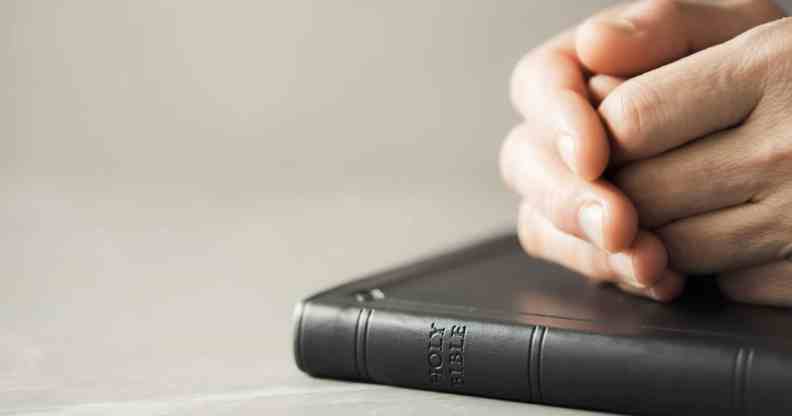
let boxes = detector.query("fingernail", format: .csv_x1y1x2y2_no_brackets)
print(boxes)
647,270,683,302
578,203,605,249
601,17,637,34
609,253,644,288
648,286,662,301
558,135,577,174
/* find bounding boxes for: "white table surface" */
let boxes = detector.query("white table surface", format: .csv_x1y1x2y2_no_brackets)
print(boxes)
12,0,791,414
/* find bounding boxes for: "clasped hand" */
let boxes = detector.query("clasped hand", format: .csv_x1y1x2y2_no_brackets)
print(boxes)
500,0,792,306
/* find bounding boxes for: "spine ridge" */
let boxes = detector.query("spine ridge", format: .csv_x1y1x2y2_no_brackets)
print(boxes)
297,300,792,415
528,325,546,403
355,308,373,381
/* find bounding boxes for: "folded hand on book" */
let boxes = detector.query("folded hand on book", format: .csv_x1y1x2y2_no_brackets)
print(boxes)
500,0,792,306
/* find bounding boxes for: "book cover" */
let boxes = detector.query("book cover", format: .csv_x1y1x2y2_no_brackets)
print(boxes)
294,234,792,415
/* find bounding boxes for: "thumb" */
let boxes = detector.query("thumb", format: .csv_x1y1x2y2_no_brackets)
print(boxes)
576,0,786,77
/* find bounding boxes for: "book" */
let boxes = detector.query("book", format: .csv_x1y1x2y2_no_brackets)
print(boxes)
293,234,792,415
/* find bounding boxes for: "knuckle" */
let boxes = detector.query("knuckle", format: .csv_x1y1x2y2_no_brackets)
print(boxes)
732,18,792,84
599,77,661,154
750,131,792,180
741,128,791,198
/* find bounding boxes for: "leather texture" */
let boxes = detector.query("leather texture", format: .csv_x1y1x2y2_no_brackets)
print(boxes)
295,234,792,415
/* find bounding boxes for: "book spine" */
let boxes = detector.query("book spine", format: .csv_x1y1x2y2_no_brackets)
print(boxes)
294,299,792,415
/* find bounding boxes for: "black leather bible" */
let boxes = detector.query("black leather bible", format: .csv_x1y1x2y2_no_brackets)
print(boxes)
293,234,792,415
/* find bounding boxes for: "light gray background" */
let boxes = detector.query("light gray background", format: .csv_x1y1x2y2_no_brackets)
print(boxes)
2,1,789,414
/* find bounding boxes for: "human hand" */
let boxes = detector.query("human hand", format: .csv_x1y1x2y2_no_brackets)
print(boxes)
501,0,784,302
601,12,792,306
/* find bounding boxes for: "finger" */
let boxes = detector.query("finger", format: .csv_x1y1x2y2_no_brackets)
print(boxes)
518,202,669,289
578,0,786,76
657,200,791,275
599,25,769,163
511,30,610,180
501,124,638,252
617,269,687,303
613,124,766,228
588,74,625,106
718,261,792,307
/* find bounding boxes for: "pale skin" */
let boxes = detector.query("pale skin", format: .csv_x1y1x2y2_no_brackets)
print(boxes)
501,0,792,306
